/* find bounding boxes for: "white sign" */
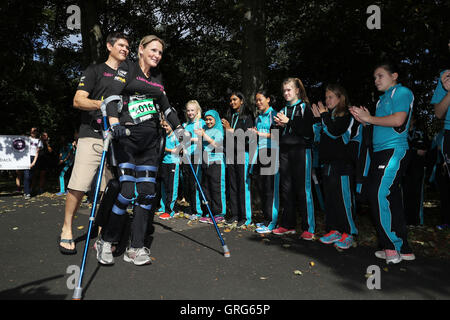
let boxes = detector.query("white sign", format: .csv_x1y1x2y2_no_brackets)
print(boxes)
0,135,30,170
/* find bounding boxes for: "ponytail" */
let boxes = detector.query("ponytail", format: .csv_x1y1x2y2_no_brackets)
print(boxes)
282,77,310,103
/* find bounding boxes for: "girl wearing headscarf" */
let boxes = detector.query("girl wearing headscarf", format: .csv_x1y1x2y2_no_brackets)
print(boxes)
195,110,226,224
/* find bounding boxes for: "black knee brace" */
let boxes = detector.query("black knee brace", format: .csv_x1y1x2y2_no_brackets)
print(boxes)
135,165,158,211
95,178,120,227
135,193,156,211
111,162,136,216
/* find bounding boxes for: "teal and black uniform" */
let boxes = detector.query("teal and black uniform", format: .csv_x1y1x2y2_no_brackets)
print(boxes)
200,110,226,217
277,99,315,233
251,107,279,230
431,70,450,172
367,83,413,254
58,142,75,194
182,118,205,217
314,109,358,236
159,130,181,217
428,130,449,226
225,110,254,225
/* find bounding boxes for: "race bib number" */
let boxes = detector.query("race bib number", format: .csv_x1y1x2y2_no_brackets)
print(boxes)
128,96,157,123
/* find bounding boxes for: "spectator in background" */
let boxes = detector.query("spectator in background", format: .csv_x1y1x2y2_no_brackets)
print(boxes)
196,109,227,224
182,100,205,220
56,136,76,196
15,170,23,193
428,128,450,230
36,131,57,194
23,127,42,199
158,119,182,220
402,115,430,227
350,62,415,264
431,40,450,229
312,84,358,250
222,92,254,228
273,78,316,240
249,90,280,234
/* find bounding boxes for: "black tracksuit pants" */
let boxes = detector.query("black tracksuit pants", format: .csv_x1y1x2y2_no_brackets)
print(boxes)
201,162,226,216
252,148,280,228
159,163,180,215
279,144,315,233
402,151,426,226
367,148,412,254
321,162,358,235
181,153,203,216
227,152,252,224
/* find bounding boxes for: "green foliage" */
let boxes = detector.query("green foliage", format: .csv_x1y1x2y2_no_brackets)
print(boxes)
1,0,449,139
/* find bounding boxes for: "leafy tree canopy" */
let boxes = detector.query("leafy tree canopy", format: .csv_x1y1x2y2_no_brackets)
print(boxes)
1,0,448,140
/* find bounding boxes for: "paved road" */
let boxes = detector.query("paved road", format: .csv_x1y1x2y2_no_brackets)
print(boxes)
0,193,449,306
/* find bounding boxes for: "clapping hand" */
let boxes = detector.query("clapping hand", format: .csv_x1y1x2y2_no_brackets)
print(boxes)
312,101,327,118
274,112,288,127
221,119,231,130
349,106,371,125
194,128,205,137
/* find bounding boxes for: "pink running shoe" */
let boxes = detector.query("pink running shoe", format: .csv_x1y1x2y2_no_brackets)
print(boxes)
300,231,315,241
272,227,296,235
199,217,212,224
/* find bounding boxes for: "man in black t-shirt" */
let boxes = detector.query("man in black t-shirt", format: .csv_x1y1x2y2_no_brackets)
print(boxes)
58,32,130,254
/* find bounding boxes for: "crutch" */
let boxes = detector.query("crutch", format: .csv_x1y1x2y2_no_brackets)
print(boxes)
181,147,230,258
72,96,124,300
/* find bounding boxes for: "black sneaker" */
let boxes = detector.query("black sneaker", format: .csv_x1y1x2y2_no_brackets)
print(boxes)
236,220,247,228
225,217,238,225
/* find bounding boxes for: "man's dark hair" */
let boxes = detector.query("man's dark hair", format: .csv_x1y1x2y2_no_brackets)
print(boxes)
106,32,129,46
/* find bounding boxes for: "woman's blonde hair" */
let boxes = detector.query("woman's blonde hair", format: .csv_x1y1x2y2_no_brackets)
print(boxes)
282,77,310,103
185,100,202,121
138,35,165,59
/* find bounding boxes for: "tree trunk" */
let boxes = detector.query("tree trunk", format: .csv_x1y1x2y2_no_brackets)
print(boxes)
80,0,104,67
241,0,266,116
